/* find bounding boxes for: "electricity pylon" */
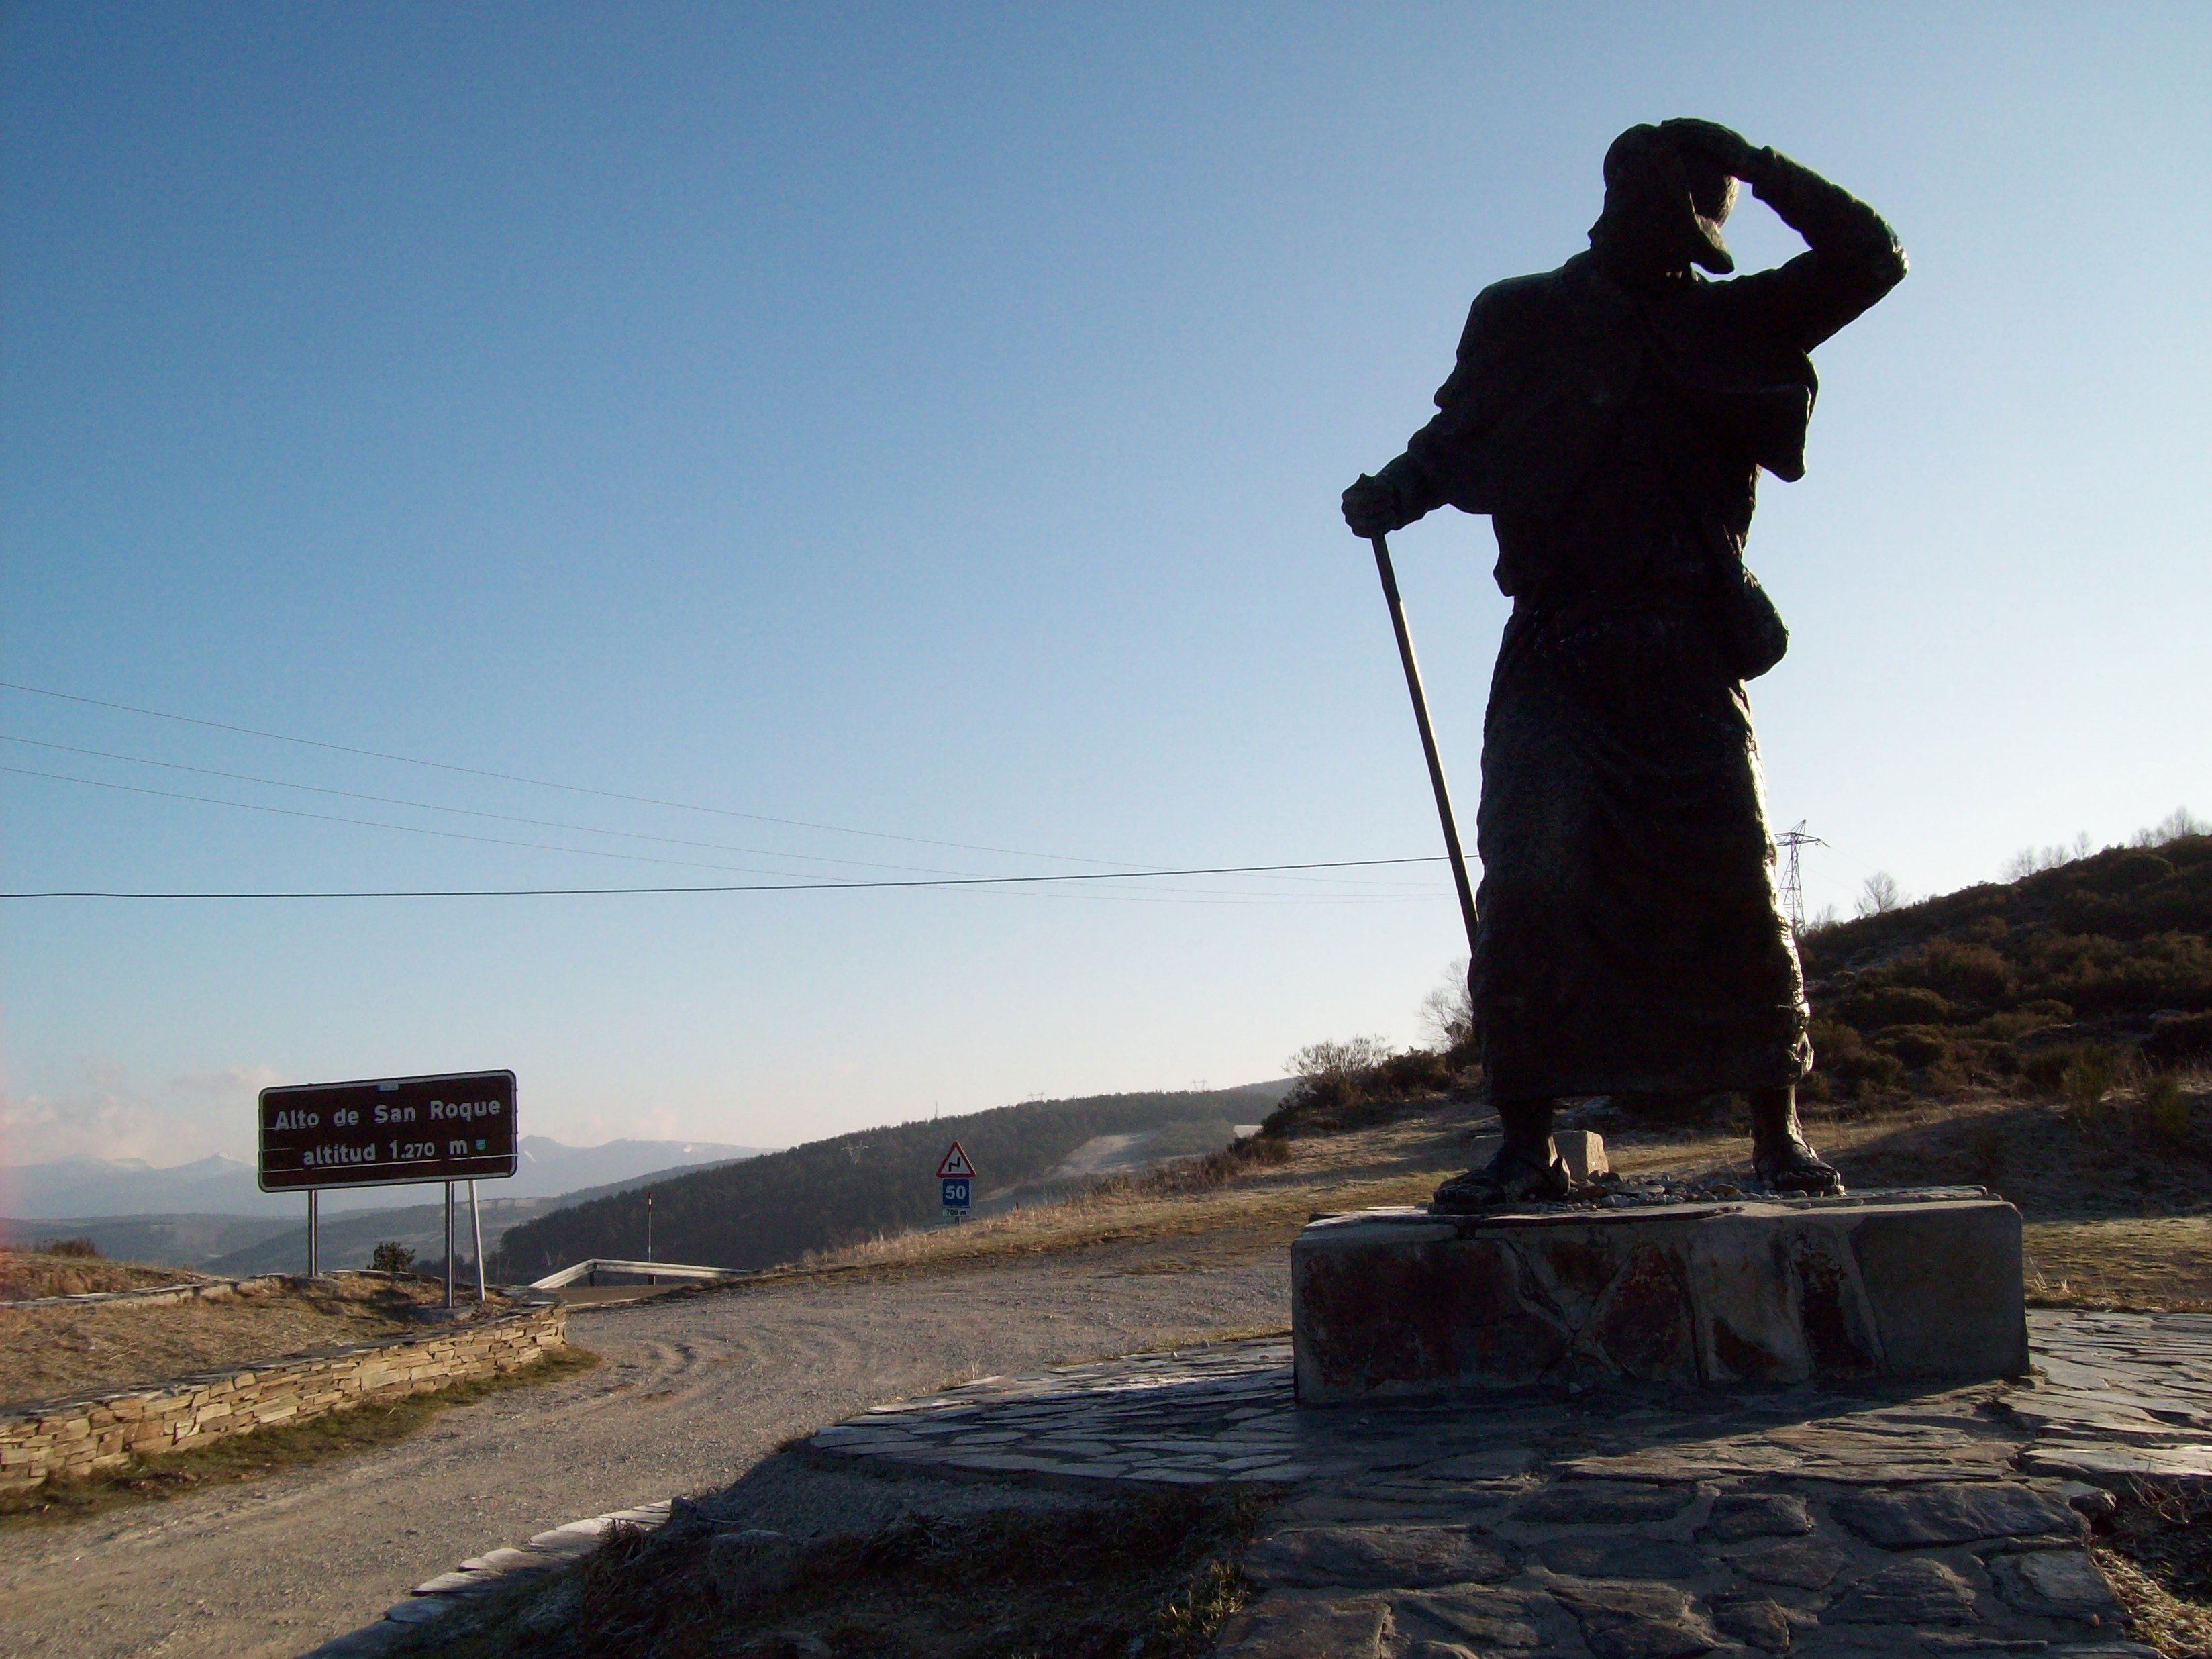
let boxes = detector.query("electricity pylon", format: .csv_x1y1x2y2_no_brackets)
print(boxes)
1777,821,1825,934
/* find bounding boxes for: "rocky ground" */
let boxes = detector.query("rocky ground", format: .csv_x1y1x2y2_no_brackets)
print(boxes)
0,1231,1287,1659
355,1312,2211,1658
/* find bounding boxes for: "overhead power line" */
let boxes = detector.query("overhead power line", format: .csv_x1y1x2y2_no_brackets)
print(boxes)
0,762,854,878
0,679,1149,868
0,734,990,880
0,854,1447,901
1,748,1439,897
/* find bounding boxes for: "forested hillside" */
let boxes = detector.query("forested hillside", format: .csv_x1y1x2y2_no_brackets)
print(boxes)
1798,832,2212,1101
487,1083,1287,1280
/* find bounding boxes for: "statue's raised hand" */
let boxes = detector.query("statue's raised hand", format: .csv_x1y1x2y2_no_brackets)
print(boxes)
1342,473,1399,540
1659,118,1762,181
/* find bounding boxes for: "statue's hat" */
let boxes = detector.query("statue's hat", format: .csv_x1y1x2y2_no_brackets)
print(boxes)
1601,124,1738,275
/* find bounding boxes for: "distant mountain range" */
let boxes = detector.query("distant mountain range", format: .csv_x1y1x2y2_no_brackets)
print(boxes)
0,1135,769,1222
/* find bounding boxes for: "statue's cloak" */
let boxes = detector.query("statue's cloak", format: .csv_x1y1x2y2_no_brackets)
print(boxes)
1386,222,1902,1103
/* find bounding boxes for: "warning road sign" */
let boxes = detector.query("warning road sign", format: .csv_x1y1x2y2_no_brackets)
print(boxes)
935,1142,975,1180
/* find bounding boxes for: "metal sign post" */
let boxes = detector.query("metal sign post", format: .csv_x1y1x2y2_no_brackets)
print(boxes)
469,1180,485,1303
646,1191,655,1285
258,1070,517,1300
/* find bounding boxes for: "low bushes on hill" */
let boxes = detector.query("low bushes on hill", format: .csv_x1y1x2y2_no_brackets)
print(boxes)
1260,1034,1474,1140
1799,832,2212,1105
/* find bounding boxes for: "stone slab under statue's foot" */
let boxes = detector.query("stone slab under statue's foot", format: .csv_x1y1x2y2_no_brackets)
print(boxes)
1292,1189,2025,1405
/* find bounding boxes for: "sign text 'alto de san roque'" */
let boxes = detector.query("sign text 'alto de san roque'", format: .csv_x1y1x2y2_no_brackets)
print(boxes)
258,1070,519,1193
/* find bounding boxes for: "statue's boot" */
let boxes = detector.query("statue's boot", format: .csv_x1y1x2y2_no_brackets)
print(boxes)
1432,1099,1571,1212
1750,1087,1844,1195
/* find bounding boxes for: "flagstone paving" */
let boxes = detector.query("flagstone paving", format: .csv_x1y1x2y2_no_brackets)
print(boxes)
310,1310,2211,1655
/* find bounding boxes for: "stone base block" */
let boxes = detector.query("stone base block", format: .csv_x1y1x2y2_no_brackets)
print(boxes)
1292,1191,2025,1404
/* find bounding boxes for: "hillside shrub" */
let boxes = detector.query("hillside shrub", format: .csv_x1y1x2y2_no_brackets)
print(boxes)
1976,1009,2057,1041
2080,851,2178,895
369,1241,416,1274
2143,1073,2191,1146
2144,1011,2212,1068
1880,1025,1952,1070
34,1236,101,1259
1421,960,1474,1052
2060,1044,2123,1134
1837,985,1953,1029
1286,1037,1394,1085
1903,939,2017,1007
1262,1033,1473,1140
1809,1018,1902,1093
2021,1044,2084,1097
1120,1129,1295,1198
1976,1040,2022,1076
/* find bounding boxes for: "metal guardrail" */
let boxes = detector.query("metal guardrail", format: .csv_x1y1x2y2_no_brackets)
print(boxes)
528,1258,747,1291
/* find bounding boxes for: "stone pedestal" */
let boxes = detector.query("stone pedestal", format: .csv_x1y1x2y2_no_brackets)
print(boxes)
1292,1191,2025,1404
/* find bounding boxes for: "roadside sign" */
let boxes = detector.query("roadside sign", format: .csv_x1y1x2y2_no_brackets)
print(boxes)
936,1142,976,1180
258,1070,519,1193
941,1177,972,1210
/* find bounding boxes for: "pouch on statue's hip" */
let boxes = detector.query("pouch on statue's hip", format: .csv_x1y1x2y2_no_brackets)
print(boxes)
1719,564,1789,680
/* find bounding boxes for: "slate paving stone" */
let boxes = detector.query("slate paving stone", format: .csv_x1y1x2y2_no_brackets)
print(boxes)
1547,1580,1718,1659
1703,1492,1816,1542
1212,1593,1388,1658
1511,1480,1699,1525
1832,1483,2079,1548
1242,1524,1521,1589
1389,1585,1553,1650
1711,1595,1796,1653
1985,1548,2125,1621
1828,1558,1982,1624
1537,1536,1706,1580
1730,1536,1850,1589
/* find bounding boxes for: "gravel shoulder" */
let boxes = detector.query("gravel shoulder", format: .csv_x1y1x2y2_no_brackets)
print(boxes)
0,1232,1289,1659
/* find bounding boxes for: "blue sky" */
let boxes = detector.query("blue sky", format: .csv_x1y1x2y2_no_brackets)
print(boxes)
4,3,2207,1175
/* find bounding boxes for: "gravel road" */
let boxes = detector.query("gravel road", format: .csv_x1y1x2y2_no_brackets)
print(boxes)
0,1236,1288,1659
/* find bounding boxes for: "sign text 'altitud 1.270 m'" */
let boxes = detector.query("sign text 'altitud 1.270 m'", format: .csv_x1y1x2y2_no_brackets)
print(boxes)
257,1070,519,1193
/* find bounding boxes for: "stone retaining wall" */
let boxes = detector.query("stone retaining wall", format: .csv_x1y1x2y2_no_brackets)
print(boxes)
0,1295,566,1491
1,1271,296,1312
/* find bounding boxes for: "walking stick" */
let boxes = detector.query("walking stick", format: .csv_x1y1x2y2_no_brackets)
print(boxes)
1370,533,1480,960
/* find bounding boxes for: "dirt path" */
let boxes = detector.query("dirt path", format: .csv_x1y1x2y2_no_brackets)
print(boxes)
0,1234,1289,1659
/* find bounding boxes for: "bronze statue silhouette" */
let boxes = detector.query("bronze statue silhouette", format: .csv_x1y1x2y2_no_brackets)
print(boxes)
1344,119,1905,1207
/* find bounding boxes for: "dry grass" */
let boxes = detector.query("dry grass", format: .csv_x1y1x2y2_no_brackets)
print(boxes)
0,1272,510,1410
2094,1481,2212,1658
745,1109,1465,1285
0,1248,202,1301
0,1344,600,1527
2023,1219,2212,1313
667,1081,2212,1316
2097,1548,2212,1659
